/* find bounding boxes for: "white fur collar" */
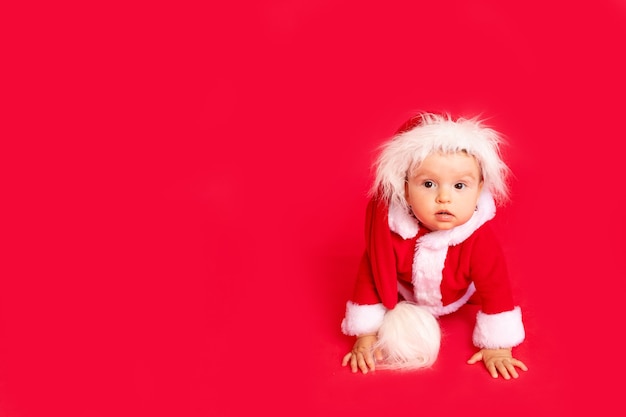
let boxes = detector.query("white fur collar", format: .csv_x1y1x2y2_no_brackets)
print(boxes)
387,188,496,246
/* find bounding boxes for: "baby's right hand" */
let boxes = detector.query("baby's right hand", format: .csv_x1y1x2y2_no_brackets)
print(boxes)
341,334,382,374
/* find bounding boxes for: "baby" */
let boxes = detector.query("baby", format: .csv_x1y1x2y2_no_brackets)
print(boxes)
341,112,527,379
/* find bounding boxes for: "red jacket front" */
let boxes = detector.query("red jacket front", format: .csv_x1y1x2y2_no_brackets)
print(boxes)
352,221,515,314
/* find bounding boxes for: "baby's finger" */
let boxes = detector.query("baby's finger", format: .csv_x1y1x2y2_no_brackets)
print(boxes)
495,361,511,380
467,351,483,364
511,358,528,372
349,354,359,373
486,362,498,378
356,353,370,374
359,351,376,373
341,352,352,367
505,361,520,379
364,351,376,372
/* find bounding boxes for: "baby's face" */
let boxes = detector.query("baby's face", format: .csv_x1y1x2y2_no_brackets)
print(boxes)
405,152,483,231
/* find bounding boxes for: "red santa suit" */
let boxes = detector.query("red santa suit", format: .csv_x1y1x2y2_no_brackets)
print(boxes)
341,189,525,350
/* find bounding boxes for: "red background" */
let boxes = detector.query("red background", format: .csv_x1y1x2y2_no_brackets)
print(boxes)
2,1,626,416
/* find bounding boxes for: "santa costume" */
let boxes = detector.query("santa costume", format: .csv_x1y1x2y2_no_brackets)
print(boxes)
341,112,525,370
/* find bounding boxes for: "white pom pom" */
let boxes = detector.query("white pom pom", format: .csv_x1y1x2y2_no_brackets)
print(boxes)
374,301,441,370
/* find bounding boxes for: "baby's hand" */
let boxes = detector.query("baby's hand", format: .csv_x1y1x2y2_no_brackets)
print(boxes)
467,348,528,379
341,334,382,374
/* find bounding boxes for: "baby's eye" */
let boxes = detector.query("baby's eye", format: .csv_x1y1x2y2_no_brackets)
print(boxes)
454,183,466,190
424,181,434,188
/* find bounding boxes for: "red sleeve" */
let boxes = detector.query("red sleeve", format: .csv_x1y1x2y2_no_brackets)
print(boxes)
350,251,383,305
348,197,400,309
468,224,515,315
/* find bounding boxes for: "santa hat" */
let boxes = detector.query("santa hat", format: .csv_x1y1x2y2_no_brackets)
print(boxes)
371,111,511,212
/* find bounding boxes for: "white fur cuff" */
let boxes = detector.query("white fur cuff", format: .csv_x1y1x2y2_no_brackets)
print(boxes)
472,306,525,349
341,301,387,336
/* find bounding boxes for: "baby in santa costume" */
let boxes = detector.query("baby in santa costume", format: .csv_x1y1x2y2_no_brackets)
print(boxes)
341,112,527,379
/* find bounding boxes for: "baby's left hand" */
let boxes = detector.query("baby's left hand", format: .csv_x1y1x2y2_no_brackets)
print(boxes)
467,348,528,379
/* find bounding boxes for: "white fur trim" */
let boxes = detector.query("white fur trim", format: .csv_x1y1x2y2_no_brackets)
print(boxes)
425,283,476,317
374,302,441,370
388,201,419,239
472,306,525,349
411,189,496,309
399,281,477,317
341,301,387,336
412,243,447,307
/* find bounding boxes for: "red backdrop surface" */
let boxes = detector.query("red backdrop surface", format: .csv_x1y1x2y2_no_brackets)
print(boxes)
2,1,626,416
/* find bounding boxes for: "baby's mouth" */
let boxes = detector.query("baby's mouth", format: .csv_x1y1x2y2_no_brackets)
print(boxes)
435,210,454,220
